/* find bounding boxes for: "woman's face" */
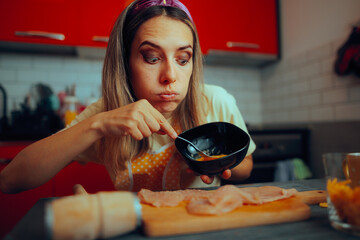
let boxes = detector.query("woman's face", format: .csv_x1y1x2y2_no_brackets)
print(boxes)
129,15,193,119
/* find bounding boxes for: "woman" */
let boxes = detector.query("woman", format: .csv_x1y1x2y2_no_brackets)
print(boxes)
0,0,256,193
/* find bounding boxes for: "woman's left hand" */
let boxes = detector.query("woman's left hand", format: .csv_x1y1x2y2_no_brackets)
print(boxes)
200,169,231,184
185,168,231,184
186,155,253,184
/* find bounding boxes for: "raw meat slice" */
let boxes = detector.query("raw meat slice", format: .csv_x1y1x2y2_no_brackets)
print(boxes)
240,186,298,204
138,185,298,215
186,185,244,215
137,188,210,207
138,189,185,207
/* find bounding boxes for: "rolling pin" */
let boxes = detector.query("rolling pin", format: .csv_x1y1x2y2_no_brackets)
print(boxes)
45,185,142,240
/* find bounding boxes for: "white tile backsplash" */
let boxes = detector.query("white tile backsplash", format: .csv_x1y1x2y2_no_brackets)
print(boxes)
0,69,16,82
298,62,321,79
322,87,348,104
309,74,333,90
335,102,360,121
17,69,49,84
261,38,360,124
33,55,64,70
282,69,299,83
290,108,310,123
310,105,335,122
300,92,321,107
0,53,102,119
306,43,332,62
204,65,262,124
349,85,360,101
290,80,310,94
0,54,32,68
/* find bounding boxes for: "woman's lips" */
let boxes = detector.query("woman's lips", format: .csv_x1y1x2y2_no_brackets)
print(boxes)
158,92,178,101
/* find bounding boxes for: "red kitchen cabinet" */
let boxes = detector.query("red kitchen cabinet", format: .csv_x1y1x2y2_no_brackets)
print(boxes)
54,161,115,196
76,0,128,47
183,0,279,56
0,141,33,159
0,0,128,48
0,0,279,59
0,0,79,46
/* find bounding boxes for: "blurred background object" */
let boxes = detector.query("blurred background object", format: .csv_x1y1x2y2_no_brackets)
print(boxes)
0,84,9,135
0,83,64,140
334,25,360,77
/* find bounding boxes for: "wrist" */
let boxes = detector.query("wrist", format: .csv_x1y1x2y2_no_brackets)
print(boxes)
88,113,106,140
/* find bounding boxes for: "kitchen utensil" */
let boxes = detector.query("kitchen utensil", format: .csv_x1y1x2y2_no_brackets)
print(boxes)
46,191,141,240
175,122,250,175
176,136,212,158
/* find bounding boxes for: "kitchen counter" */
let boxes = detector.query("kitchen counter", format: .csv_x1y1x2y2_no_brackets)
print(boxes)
5,179,359,240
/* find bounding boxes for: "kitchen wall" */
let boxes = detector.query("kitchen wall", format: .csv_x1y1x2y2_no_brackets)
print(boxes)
261,38,360,123
261,0,360,124
0,53,103,114
0,53,262,124
259,0,360,178
204,65,261,124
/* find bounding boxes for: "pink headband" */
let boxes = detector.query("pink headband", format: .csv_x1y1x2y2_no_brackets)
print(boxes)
129,0,193,23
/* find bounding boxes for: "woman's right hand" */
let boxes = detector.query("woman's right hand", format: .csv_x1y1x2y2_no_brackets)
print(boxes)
91,99,178,140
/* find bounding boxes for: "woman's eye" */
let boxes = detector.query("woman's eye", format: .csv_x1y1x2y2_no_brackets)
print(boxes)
177,56,191,66
144,55,160,64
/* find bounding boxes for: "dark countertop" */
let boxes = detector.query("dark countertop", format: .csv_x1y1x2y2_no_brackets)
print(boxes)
5,179,359,240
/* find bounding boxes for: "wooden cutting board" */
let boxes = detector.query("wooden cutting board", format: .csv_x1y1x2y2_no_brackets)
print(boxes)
141,190,326,237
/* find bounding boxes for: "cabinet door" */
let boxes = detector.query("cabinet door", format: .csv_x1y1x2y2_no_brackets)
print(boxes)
0,164,54,239
183,0,278,55
0,142,32,159
76,0,128,47
0,0,79,46
54,161,115,196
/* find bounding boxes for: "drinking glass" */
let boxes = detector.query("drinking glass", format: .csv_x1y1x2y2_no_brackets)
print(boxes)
322,152,360,236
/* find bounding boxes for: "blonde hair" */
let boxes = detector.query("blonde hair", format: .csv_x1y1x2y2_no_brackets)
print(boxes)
98,2,206,175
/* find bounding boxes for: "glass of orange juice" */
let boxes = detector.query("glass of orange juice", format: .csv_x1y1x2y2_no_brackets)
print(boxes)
322,152,360,236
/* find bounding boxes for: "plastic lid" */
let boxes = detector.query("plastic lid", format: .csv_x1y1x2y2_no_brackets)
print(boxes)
64,96,78,103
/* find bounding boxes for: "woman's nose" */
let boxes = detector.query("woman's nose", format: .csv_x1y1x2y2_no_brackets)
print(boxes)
160,60,176,84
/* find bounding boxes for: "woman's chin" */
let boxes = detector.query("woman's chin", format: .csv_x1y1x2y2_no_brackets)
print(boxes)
156,104,178,118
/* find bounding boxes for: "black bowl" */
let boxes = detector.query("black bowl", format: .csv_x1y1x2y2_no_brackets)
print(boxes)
175,122,250,175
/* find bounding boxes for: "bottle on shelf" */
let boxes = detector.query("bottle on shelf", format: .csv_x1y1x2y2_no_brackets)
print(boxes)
64,96,78,126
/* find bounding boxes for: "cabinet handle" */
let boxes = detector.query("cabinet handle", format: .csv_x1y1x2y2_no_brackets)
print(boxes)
15,31,65,41
226,42,260,49
92,36,109,43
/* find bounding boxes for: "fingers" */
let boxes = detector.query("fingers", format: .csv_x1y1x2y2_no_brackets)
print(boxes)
73,184,88,195
147,105,177,139
138,105,177,139
221,169,232,180
186,168,214,184
200,175,214,184
186,168,231,184
98,99,177,141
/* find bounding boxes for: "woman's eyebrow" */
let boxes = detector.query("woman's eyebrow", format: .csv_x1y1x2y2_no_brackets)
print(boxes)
179,45,193,51
139,41,160,49
139,41,193,51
